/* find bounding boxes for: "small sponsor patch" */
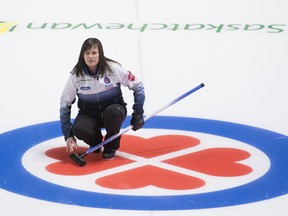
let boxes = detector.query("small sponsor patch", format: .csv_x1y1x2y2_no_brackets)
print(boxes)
104,76,111,84
127,71,136,81
80,86,91,90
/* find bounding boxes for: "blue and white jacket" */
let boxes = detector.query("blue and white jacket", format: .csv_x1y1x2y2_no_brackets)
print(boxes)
60,62,145,140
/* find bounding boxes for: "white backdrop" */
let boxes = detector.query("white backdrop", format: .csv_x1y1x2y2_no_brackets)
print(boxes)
1,0,287,135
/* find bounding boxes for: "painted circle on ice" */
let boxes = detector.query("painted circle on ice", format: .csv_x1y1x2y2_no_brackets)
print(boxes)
0,116,287,210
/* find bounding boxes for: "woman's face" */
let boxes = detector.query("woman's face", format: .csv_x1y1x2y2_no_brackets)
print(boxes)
83,45,99,73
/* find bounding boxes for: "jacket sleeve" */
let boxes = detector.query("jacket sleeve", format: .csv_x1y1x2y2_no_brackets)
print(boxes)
115,64,145,114
59,75,77,140
131,81,145,114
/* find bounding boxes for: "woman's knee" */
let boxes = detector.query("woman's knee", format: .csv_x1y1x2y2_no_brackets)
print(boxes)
104,104,126,122
72,113,99,137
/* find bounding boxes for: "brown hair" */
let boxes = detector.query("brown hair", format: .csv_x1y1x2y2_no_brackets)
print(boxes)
71,38,118,77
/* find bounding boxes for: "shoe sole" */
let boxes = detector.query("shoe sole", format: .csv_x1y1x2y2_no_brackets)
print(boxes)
103,156,115,160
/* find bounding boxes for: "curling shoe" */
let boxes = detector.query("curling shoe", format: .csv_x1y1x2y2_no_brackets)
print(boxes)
103,150,116,160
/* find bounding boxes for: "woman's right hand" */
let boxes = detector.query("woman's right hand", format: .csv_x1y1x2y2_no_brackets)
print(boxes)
66,137,78,153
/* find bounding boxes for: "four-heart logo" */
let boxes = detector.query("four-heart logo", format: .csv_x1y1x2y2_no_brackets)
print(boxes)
45,134,252,190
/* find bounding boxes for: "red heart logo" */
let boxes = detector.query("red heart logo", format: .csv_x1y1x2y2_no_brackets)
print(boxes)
164,148,252,176
45,135,252,191
96,165,205,190
120,134,200,158
45,147,134,175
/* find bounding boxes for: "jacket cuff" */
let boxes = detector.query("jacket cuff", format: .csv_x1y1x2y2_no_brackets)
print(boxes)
133,107,144,114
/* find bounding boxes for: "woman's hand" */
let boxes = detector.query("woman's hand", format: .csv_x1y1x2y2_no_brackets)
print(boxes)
130,113,144,131
66,137,78,153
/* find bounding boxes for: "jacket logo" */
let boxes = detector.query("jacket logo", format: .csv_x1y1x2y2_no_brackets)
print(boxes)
80,86,91,90
128,71,135,81
104,76,111,84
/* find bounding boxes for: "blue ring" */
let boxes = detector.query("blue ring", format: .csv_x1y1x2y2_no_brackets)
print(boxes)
0,116,287,210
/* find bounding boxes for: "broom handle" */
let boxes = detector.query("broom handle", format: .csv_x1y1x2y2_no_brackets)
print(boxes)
86,83,205,154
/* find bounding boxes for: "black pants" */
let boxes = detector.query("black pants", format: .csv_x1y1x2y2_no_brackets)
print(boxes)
72,104,127,152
